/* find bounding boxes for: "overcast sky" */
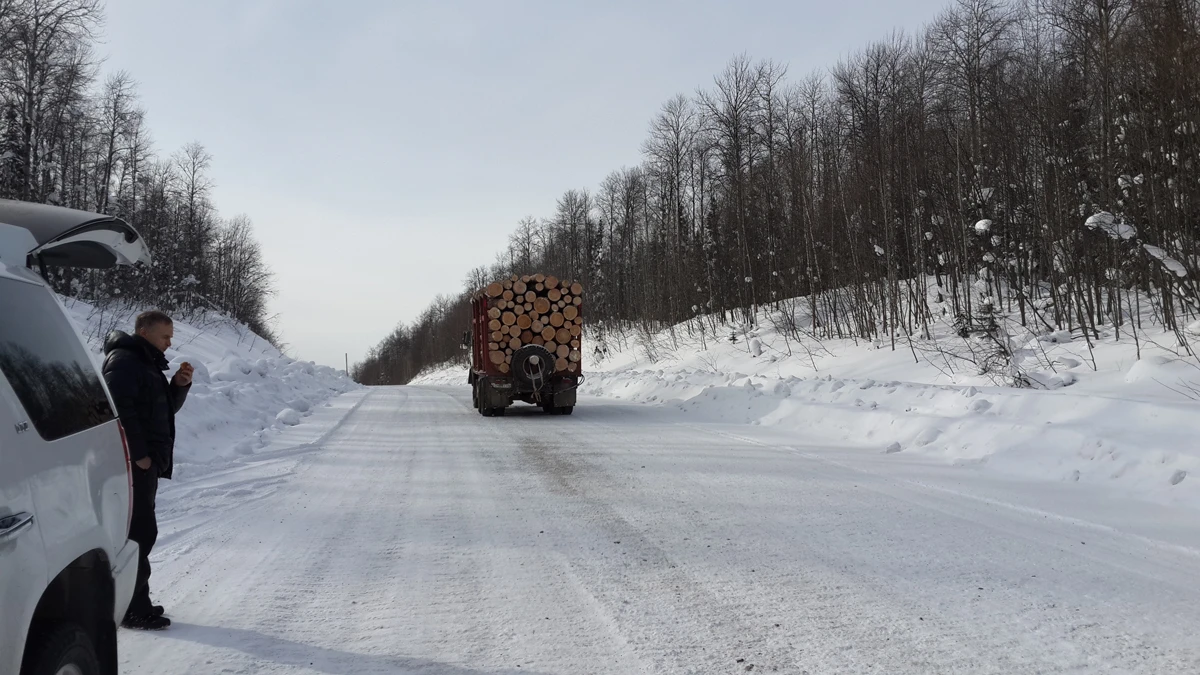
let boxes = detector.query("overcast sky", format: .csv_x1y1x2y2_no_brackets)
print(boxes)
100,0,948,369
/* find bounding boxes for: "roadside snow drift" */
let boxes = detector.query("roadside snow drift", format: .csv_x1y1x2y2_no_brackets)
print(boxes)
61,297,360,469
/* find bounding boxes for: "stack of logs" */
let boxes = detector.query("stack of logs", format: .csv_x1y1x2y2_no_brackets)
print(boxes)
483,274,583,375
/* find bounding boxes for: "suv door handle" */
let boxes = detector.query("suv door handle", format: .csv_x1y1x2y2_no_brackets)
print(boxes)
0,512,35,542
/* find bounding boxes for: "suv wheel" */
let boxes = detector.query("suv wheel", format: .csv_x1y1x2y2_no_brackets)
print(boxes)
22,624,100,675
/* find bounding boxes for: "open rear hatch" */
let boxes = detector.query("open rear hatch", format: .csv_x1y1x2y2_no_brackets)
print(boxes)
0,198,151,269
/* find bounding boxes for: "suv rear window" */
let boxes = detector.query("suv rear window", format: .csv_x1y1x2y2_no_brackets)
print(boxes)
0,278,115,440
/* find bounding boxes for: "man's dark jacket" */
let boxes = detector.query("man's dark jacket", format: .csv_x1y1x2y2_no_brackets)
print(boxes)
102,331,190,480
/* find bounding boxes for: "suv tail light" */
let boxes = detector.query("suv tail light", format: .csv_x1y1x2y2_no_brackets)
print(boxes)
116,420,133,535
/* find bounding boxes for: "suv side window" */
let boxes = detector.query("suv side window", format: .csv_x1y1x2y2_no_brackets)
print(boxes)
0,277,115,441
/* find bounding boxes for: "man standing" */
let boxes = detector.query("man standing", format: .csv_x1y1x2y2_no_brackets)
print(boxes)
102,311,193,630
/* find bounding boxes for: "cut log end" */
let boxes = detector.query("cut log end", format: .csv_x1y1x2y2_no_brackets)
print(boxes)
483,275,583,373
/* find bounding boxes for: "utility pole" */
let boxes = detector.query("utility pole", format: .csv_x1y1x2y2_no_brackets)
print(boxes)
345,353,349,376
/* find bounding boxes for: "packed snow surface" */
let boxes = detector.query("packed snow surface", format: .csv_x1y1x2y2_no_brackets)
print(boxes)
118,387,1200,673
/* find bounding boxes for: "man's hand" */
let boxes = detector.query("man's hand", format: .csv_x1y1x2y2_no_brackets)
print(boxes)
173,362,194,387
135,457,152,470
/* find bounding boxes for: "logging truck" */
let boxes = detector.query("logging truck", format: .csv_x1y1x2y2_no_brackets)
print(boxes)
468,273,584,416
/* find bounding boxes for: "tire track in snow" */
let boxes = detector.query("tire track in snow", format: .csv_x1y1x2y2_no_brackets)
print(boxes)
557,401,1200,672
122,388,647,674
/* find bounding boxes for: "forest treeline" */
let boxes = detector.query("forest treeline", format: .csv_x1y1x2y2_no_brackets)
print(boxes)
355,0,1200,385
1,0,276,341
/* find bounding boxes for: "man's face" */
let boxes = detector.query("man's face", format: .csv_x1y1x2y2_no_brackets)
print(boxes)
139,321,173,354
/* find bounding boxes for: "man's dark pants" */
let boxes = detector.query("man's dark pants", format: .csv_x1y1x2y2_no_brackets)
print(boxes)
126,466,159,616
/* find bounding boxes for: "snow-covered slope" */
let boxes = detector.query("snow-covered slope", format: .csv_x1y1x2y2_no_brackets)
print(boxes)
413,290,1200,511
60,296,361,470
411,360,468,386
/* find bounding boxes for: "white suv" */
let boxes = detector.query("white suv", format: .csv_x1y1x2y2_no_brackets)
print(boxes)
0,200,152,675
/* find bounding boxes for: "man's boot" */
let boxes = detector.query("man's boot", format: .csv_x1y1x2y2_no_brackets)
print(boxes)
122,612,170,631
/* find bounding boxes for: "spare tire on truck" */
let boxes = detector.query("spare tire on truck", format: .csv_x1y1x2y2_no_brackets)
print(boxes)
511,344,554,391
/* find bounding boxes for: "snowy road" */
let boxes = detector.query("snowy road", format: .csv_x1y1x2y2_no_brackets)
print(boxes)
120,386,1200,674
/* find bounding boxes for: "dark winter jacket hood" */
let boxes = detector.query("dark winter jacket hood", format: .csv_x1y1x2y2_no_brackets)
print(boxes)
104,330,169,371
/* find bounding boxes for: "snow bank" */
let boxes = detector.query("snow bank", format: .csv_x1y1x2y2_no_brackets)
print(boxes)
60,297,361,468
410,361,469,386
578,368,1200,509
571,293,1200,509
